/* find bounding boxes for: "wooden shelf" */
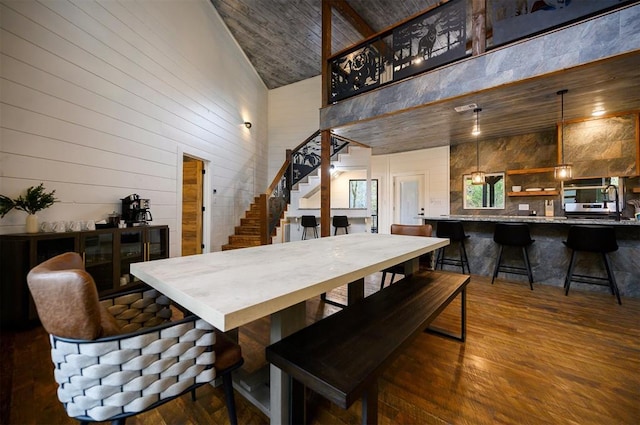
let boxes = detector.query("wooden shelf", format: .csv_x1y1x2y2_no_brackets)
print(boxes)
506,167,555,176
633,187,640,193
508,190,559,197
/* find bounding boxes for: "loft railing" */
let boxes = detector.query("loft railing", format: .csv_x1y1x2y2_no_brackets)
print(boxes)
329,0,467,103
328,0,633,103
260,131,350,243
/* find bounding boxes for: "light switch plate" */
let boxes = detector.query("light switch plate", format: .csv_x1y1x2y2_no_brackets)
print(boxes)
518,204,529,211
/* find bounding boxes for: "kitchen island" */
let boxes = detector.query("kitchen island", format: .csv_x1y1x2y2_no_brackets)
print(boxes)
420,215,639,298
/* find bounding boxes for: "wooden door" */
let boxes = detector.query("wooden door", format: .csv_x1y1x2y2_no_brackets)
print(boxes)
182,157,203,256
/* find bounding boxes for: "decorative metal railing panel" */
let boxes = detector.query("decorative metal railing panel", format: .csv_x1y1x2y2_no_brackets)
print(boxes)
268,177,289,237
266,131,350,238
330,0,467,103
290,133,349,187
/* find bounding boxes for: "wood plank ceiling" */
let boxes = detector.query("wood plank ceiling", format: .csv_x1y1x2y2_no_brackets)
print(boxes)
210,0,640,153
210,0,438,89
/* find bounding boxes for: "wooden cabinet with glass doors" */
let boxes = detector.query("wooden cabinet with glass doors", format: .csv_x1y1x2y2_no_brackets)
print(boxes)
117,227,168,288
0,225,168,328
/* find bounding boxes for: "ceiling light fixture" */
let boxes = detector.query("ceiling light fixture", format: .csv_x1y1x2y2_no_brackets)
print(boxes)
471,107,486,185
554,89,572,181
454,103,478,113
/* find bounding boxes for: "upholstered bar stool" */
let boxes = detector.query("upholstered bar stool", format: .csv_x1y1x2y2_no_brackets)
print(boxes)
492,223,535,290
435,221,470,274
301,215,319,239
563,225,621,304
332,215,350,235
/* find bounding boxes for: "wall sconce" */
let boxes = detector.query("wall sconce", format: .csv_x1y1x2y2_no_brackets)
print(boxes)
554,89,572,181
244,121,252,129
470,108,486,185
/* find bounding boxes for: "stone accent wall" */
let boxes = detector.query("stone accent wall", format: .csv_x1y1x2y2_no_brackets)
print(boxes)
450,113,640,216
450,130,558,216
565,114,638,178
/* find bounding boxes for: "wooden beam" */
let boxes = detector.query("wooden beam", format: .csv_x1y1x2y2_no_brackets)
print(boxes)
320,130,331,237
472,0,486,55
330,0,377,38
330,0,391,64
321,4,331,231
322,0,332,107
636,112,640,175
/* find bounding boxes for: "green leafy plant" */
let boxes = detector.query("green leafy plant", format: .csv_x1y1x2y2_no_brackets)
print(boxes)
0,184,58,218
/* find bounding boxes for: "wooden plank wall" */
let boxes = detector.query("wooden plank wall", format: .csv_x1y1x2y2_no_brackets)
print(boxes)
0,0,269,254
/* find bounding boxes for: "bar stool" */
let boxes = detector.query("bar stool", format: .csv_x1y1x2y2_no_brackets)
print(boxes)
332,215,350,235
435,221,470,274
563,225,621,305
301,215,318,239
492,223,534,289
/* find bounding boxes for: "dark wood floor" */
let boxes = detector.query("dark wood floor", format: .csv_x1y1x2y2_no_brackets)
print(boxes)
2,274,639,424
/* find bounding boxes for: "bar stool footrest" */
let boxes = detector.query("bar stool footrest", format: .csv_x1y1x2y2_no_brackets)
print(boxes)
438,258,467,267
496,264,529,275
567,273,613,286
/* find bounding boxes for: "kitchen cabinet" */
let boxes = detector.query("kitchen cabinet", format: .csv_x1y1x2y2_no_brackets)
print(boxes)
0,225,168,328
506,167,559,196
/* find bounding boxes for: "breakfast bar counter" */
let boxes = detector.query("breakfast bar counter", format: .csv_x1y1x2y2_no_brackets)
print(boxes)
421,215,640,226
420,215,639,298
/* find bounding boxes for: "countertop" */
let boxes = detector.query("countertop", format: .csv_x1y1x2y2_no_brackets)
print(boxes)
419,215,640,226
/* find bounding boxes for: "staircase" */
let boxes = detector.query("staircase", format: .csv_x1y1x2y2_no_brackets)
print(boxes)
222,131,350,250
221,197,266,250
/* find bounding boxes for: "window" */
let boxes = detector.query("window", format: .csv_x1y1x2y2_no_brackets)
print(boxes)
463,172,505,209
349,179,378,214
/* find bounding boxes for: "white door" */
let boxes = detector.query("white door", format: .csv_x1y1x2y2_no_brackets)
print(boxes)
393,174,425,224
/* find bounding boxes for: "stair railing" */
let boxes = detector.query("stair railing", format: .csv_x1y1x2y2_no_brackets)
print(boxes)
260,130,350,243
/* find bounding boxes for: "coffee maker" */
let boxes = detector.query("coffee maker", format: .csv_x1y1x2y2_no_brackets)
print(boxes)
121,194,153,226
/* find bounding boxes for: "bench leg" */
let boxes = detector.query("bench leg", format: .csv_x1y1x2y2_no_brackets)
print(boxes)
271,302,307,425
361,380,378,425
425,286,466,342
289,377,306,425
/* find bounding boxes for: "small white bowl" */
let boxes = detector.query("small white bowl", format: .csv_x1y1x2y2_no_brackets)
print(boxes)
512,186,522,192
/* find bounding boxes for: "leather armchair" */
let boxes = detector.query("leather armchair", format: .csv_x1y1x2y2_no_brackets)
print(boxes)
27,252,243,425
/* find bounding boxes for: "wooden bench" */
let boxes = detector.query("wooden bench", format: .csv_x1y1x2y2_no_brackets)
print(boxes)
265,270,470,425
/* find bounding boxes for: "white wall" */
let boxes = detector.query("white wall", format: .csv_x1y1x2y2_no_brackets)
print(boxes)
0,0,268,254
298,170,367,209
267,75,321,182
372,146,450,234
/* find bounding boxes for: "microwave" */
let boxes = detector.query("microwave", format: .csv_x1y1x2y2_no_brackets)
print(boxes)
562,177,624,214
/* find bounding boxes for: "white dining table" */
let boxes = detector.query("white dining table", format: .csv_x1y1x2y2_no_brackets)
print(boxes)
131,232,448,424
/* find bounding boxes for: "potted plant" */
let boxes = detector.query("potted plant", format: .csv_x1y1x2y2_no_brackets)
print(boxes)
0,183,58,233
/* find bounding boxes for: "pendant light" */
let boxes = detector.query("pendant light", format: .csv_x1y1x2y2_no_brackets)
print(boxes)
554,89,572,180
470,107,486,185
